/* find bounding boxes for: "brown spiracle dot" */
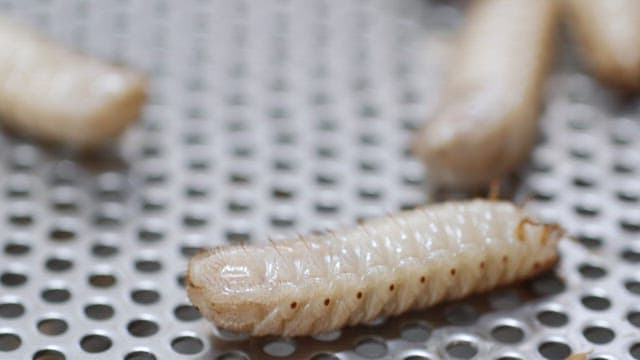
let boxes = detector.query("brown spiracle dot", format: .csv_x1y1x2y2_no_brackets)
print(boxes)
502,255,508,263
480,261,485,269
389,284,395,291
357,292,363,299
450,268,456,276
534,262,541,270
420,276,426,284
290,302,297,309
324,298,330,306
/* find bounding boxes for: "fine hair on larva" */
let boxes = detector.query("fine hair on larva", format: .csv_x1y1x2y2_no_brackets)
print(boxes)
187,200,562,337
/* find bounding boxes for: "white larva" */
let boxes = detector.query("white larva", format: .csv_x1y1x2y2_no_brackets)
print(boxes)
0,17,147,148
563,0,640,92
412,0,559,190
187,200,562,337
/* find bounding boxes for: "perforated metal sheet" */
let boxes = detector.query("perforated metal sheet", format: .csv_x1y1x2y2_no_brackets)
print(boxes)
1,1,639,359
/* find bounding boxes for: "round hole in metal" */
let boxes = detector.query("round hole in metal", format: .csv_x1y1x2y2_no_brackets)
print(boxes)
581,295,611,311
37,318,68,336
41,288,71,303
131,289,160,305
0,271,27,286
444,304,478,325
88,273,117,288
491,324,525,344
84,303,114,320
400,321,431,342
124,351,157,360
32,349,66,360
0,302,24,318
263,339,296,357
628,310,640,328
631,343,640,360
310,353,339,360
537,310,569,327
578,263,607,279
625,280,640,295
445,340,478,359
583,325,615,344
0,333,21,351
80,334,112,353
4,242,30,255
354,337,388,359
45,257,72,272
174,304,201,321
171,335,204,355
538,341,571,359
134,259,162,273
127,319,159,337
216,352,249,360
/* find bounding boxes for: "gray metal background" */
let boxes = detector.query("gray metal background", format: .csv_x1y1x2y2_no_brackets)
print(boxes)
0,0,639,359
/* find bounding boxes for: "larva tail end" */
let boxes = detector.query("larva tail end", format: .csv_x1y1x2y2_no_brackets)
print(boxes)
77,71,149,148
186,246,276,336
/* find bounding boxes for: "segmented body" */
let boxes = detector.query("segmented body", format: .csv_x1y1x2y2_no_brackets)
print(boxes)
412,0,559,190
0,17,147,148
564,0,640,92
187,200,562,337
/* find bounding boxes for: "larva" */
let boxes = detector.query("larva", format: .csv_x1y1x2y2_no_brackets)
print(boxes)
563,0,640,92
0,17,147,148
412,0,559,190
187,200,562,337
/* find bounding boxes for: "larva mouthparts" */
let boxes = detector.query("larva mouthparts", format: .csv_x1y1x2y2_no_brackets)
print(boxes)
187,200,562,337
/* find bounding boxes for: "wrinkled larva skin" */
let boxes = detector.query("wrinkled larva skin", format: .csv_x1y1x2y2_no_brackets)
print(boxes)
0,17,147,148
564,0,640,93
187,200,562,337
412,0,559,190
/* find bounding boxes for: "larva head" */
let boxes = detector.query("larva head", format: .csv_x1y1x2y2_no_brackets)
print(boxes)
515,214,563,264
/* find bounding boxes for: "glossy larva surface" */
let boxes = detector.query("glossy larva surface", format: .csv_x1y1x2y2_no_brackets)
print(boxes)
188,200,561,336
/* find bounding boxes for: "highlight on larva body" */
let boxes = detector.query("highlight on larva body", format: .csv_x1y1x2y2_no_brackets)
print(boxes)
0,16,147,148
186,200,563,337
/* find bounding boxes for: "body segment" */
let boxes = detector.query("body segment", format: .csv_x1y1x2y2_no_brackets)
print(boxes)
187,200,562,336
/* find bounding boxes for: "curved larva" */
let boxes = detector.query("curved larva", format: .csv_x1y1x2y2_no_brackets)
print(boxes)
187,200,562,337
0,17,147,148
412,0,559,190
564,0,640,93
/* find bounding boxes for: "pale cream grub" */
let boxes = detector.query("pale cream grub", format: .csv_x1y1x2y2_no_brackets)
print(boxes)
564,0,640,92
187,200,562,337
0,17,147,148
412,0,560,190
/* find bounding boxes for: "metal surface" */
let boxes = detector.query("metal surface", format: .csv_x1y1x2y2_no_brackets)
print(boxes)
0,0,639,359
